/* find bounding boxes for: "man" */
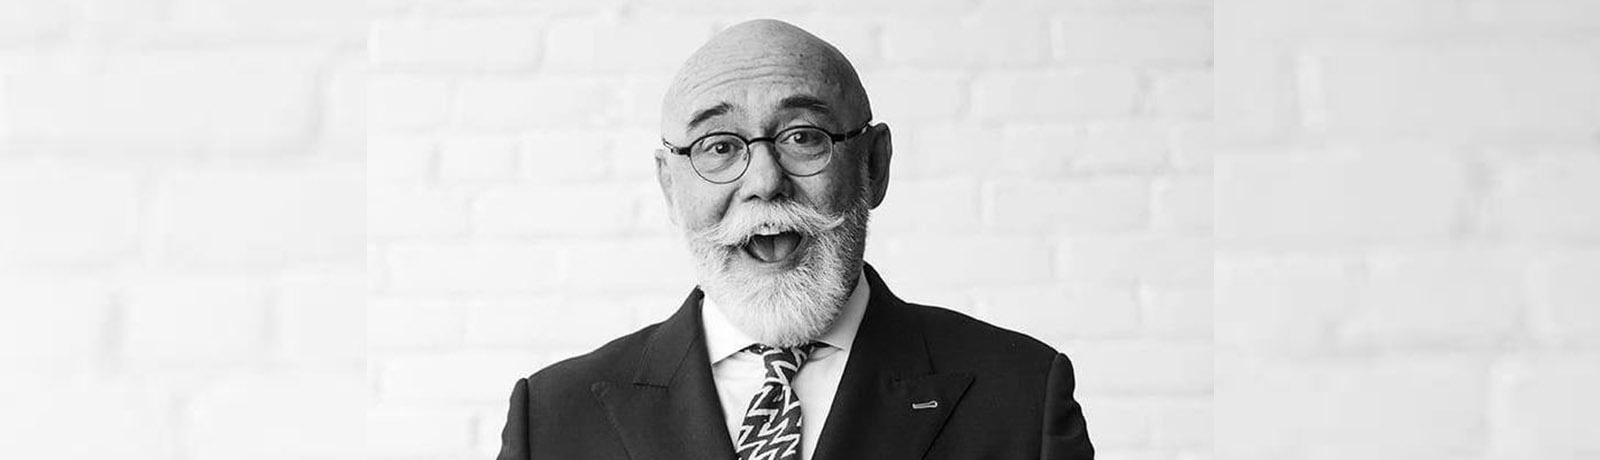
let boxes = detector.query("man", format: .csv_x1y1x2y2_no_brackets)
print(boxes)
496,19,1092,460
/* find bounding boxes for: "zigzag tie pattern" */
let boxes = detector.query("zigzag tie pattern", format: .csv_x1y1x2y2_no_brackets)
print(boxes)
733,343,822,460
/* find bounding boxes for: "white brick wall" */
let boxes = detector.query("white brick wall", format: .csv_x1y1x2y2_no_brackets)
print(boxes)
0,0,362,458
1218,0,1600,459
369,1,1210,459
8,0,1590,458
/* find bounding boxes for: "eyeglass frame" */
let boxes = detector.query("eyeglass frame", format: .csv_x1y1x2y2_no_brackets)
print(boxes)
660,122,874,184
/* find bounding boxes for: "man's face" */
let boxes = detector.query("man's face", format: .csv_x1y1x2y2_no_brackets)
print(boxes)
654,28,887,346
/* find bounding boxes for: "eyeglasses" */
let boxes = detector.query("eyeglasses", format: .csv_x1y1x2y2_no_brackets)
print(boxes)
661,123,872,184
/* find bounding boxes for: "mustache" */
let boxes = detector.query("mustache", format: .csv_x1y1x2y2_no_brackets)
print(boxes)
692,200,847,247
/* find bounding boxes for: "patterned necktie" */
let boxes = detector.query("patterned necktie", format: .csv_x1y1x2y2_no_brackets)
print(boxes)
733,343,822,460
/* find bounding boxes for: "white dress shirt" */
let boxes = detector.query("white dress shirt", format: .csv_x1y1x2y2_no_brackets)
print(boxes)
701,273,870,460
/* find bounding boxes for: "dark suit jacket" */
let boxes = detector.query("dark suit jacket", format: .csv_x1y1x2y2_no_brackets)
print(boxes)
496,264,1093,459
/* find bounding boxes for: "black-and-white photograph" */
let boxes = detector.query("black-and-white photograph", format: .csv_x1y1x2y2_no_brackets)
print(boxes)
1,0,1597,459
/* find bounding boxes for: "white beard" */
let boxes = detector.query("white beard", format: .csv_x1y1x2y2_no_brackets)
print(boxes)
680,192,871,348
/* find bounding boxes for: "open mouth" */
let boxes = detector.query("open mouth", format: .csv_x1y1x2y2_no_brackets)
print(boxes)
743,230,804,263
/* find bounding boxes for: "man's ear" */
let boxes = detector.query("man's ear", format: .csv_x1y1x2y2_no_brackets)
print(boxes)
865,123,892,209
653,148,678,220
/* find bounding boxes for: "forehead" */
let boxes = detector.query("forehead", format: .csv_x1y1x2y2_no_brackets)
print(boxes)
666,61,848,134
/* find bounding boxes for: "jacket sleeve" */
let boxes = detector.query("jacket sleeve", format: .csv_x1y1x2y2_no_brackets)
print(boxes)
1042,353,1094,459
496,378,530,460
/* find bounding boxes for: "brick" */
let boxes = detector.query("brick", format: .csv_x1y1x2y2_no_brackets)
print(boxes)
371,18,542,70
523,130,615,182
0,0,69,46
973,69,1141,121
995,124,1079,177
4,53,315,155
902,124,1006,178
152,165,363,267
187,371,364,459
1143,285,1211,340
368,186,471,238
1057,236,1210,284
322,58,364,149
165,0,363,43
1468,0,1600,29
1345,250,1522,348
379,352,548,403
1068,340,1211,395
544,17,709,71
439,135,518,183
368,136,435,184
367,407,476,457
386,243,563,293
1490,352,1600,457
604,128,662,181
466,297,642,348
276,274,362,365
1214,254,1351,351
0,162,140,265
872,236,1055,288
1213,42,1294,142
1052,11,1212,64
1079,397,1153,448
456,76,618,129
1152,398,1211,448
369,74,452,130
1527,252,1600,346
1217,355,1486,460
1152,174,1212,234
617,76,672,124
859,71,966,123
884,15,1050,67
1077,122,1172,172
368,298,466,350
979,285,1142,340
123,276,270,366
1306,44,1600,136
0,382,175,459
1488,154,1600,239
991,179,1150,234
870,178,982,234
1151,70,1212,119
1224,0,1465,37
1216,152,1467,243
0,276,111,368
1170,123,1213,171
559,238,697,293
473,184,636,236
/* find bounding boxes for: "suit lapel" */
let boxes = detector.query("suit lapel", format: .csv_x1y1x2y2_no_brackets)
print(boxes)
812,265,973,460
592,289,735,460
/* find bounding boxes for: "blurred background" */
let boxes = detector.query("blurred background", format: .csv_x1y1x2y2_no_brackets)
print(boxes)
368,0,1211,459
1216,0,1600,459
0,0,364,459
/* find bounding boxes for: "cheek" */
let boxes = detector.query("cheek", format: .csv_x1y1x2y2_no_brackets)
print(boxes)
672,183,734,230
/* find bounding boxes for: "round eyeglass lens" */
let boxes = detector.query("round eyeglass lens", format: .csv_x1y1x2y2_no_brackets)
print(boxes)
690,134,749,182
774,127,832,175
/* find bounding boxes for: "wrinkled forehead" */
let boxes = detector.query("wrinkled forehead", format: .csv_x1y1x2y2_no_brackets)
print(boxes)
664,59,850,137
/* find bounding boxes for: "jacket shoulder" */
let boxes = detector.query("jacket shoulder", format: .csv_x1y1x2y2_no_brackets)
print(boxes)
523,322,657,393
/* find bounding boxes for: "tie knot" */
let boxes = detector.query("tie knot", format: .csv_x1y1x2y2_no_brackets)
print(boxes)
745,343,824,381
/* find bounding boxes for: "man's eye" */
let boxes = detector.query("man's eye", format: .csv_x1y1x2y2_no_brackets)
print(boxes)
785,130,822,145
706,141,739,155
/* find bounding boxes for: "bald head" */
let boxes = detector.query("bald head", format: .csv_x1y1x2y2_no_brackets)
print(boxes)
661,19,871,142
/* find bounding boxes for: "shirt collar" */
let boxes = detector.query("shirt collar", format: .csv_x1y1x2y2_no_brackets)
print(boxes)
701,272,871,364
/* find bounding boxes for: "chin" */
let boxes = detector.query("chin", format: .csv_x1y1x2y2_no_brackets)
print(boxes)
688,201,870,348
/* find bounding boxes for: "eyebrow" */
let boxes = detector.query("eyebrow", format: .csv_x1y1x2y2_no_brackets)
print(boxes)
778,95,832,116
686,102,732,131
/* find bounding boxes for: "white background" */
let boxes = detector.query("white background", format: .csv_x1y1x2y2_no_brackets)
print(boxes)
0,0,1595,459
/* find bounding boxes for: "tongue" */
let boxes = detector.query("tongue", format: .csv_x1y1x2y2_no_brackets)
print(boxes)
747,232,801,262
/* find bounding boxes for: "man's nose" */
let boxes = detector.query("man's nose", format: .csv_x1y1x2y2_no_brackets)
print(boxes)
738,142,790,201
